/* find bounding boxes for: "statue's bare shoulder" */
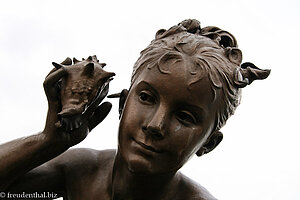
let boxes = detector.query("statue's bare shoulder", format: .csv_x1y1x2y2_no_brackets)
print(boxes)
176,172,218,200
58,148,116,173
51,148,116,198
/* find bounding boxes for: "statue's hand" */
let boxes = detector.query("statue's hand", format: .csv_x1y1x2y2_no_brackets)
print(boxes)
42,68,112,147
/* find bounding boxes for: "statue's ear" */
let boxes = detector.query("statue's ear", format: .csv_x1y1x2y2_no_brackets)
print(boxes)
196,131,223,157
108,89,129,119
118,89,129,119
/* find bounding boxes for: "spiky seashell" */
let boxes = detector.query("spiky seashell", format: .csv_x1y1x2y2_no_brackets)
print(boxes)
52,55,115,131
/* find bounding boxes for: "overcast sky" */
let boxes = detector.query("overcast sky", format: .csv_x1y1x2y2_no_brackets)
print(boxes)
0,0,299,199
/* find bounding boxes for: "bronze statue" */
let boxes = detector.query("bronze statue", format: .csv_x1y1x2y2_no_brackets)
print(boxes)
0,19,270,199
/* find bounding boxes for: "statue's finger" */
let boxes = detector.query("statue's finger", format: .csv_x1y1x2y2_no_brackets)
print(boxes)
43,68,67,101
43,68,66,90
88,102,112,131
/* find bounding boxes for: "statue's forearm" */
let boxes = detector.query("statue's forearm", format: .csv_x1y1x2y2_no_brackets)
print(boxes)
0,132,67,190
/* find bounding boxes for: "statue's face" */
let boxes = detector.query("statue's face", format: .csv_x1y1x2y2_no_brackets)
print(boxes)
118,61,218,174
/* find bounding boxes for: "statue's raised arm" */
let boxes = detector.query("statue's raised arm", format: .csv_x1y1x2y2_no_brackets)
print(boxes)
0,56,114,191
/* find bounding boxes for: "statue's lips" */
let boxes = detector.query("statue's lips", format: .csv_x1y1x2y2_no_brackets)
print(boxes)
133,139,162,153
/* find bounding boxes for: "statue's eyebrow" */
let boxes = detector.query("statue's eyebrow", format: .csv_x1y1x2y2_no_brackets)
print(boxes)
135,81,162,103
137,81,158,94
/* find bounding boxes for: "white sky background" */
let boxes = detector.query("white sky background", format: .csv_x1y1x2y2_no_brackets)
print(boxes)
0,0,299,199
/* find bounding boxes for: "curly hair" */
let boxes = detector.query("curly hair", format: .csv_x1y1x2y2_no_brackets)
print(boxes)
130,19,270,131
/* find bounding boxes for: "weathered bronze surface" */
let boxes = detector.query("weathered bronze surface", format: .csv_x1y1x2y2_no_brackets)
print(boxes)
0,19,270,200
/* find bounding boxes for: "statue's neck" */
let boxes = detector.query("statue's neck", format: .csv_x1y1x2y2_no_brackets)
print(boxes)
111,151,178,200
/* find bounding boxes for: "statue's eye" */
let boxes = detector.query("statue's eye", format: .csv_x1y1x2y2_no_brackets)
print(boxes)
176,111,197,125
139,91,155,104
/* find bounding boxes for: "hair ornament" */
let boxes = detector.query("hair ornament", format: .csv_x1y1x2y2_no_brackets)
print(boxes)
234,62,271,88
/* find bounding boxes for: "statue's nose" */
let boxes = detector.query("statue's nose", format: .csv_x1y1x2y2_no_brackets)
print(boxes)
142,105,167,140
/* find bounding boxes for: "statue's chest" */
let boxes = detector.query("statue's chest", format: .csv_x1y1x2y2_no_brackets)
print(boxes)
66,179,112,200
